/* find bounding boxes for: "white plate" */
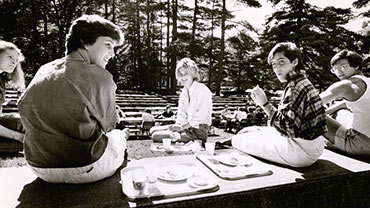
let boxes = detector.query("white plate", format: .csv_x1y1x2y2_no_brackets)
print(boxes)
187,175,217,189
218,154,253,167
156,165,194,182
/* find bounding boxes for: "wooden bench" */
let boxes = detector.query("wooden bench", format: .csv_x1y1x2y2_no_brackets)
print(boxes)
3,146,370,208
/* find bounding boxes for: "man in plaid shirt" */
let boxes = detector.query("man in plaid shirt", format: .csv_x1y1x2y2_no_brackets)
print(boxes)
230,42,327,167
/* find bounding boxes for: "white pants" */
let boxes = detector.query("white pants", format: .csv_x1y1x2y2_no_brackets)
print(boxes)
232,126,324,167
28,129,127,184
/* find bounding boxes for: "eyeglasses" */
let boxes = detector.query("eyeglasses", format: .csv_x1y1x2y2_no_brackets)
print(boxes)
330,64,350,73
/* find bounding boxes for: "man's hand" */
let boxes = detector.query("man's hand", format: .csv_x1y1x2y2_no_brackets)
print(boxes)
251,85,268,107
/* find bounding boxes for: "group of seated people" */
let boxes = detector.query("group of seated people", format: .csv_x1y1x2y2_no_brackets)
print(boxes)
138,105,176,135
220,105,267,133
0,14,369,185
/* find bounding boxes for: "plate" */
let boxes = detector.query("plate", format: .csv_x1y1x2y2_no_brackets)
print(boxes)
218,154,253,167
156,165,194,182
187,175,217,189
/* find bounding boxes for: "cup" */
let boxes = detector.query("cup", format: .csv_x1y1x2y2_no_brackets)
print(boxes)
163,138,171,150
132,169,147,190
193,140,202,153
205,142,215,155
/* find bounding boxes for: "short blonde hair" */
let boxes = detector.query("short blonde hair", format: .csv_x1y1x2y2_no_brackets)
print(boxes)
175,58,200,81
0,40,25,90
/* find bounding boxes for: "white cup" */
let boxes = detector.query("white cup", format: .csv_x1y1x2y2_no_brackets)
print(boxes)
163,138,171,150
205,142,215,155
193,140,202,152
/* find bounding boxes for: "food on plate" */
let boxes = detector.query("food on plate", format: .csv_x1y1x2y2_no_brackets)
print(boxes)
157,166,192,181
229,157,239,165
164,170,181,180
190,176,208,186
218,154,253,167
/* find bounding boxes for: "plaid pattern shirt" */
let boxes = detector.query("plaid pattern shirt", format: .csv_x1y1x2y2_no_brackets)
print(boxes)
268,70,327,140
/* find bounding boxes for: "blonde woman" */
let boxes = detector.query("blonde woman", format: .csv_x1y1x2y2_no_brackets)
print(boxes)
0,40,26,143
151,58,212,144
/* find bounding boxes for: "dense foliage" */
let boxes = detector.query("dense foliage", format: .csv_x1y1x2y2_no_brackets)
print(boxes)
0,0,369,94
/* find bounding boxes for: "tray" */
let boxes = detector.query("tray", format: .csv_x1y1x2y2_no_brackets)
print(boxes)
196,150,273,180
120,162,219,200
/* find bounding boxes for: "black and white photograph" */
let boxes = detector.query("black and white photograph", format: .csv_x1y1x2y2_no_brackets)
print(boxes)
0,0,369,207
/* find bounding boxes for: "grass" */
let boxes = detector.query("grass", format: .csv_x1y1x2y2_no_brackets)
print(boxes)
0,127,233,168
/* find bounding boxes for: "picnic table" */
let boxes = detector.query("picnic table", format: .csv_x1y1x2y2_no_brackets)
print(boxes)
3,137,370,208
122,150,370,208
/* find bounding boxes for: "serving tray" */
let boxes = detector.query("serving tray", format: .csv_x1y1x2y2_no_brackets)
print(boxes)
196,150,273,180
120,162,219,200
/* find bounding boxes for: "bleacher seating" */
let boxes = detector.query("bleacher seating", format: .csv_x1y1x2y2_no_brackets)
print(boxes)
2,89,261,139
2,89,20,113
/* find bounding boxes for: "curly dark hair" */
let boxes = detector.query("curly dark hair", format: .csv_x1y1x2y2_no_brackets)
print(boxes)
330,50,363,71
65,15,124,55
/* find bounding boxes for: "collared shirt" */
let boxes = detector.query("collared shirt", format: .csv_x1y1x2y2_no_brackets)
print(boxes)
19,49,118,168
220,108,232,118
142,112,155,122
268,70,327,140
176,81,212,128
234,110,248,121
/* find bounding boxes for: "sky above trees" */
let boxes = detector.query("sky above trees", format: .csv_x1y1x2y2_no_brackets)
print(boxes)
206,0,370,38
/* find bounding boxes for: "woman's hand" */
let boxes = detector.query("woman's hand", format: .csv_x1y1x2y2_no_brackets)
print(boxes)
170,132,181,142
251,85,268,107
123,128,130,138
169,124,182,132
116,105,125,120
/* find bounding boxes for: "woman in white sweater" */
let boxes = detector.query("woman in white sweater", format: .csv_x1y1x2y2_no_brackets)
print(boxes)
151,58,212,144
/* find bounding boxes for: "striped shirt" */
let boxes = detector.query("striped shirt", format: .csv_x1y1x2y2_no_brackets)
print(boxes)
268,70,327,140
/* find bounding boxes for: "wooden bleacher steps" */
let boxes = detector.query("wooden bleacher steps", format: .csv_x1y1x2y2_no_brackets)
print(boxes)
2,89,256,140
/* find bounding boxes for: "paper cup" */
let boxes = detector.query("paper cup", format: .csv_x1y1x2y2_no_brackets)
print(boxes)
205,142,215,155
163,138,171,150
193,140,202,152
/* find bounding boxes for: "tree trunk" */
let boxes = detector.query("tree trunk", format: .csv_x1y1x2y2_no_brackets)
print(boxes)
136,0,143,90
105,2,108,18
208,0,215,89
112,0,116,22
216,0,226,96
170,0,178,94
159,10,164,93
166,0,171,93
42,3,49,60
145,0,151,91
190,0,198,59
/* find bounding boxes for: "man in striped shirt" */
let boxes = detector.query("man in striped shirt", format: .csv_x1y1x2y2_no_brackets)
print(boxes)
230,42,327,167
